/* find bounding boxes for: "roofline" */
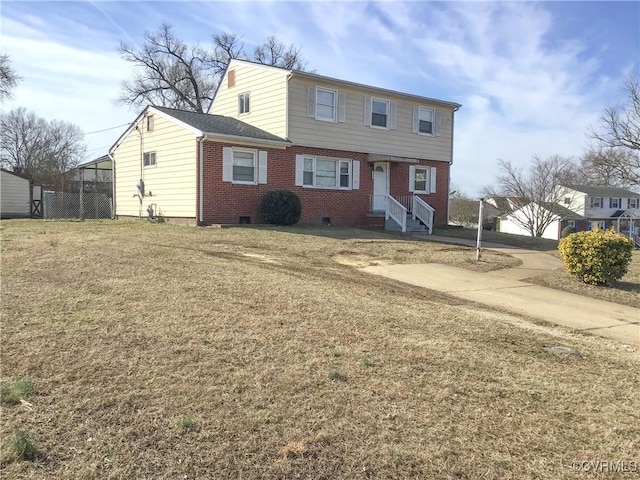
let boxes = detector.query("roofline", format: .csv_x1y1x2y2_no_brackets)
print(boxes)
208,58,462,112
203,132,290,148
291,70,462,109
77,154,112,168
561,184,640,197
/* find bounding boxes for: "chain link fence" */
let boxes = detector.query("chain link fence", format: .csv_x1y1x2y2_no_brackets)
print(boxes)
43,191,113,220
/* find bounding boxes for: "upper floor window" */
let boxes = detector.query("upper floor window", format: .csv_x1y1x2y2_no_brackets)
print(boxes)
609,197,622,208
238,93,250,115
628,198,639,209
143,152,156,167
371,98,389,128
146,115,154,132
418,107,434,135
589,197,603,208
296,155,359,190
316,88,336,121
563,196,571,205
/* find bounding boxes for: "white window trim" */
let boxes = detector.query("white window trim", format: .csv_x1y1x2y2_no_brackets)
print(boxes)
412,166,430,193
628,198,639,208
232,148,258,185
301,156,353,190
143,151,156,168
589,197,603,208
417,106,435,136
315,87,337,122
370,97,390,130
146,115,154,132
238,92,250,115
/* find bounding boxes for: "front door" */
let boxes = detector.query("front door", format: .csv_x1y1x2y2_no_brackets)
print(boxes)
372,162,389,211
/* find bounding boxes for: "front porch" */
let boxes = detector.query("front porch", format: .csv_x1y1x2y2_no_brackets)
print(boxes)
369,194,435,234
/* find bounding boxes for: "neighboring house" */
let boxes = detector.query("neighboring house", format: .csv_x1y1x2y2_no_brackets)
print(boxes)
496,185,640,242
498,202,584,240
1,169,31,218
557,185,640,238
483,197,526,230
110,59,461,232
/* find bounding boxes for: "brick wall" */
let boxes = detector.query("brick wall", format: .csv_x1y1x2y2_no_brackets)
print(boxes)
198,140,450,227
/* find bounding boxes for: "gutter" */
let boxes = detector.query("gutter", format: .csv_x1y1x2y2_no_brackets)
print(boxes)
108,153,116,219
203,132,290,148
198,136,204,224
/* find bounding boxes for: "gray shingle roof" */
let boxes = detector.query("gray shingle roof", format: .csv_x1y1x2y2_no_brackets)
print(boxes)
565,185,640,197
153,106,289,144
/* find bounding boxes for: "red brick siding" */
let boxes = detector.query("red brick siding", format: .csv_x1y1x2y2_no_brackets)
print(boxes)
198,140,450,227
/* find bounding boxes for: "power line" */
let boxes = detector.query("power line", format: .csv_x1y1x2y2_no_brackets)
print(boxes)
83,123,130,136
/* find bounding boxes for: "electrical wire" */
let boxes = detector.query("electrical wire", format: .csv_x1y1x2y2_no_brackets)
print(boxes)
83,123,130,136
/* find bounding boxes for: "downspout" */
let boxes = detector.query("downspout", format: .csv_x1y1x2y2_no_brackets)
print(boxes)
108,153,116,219
198,136,204,224
447,105,461,226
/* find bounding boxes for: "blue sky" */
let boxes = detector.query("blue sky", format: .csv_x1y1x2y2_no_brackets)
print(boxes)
1,1,638,196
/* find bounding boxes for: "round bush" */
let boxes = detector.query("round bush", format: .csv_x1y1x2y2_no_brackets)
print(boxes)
260,190,302,226
558,229,634,285
560,225,577,238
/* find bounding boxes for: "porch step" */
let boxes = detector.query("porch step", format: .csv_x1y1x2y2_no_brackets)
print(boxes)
385,214,427,233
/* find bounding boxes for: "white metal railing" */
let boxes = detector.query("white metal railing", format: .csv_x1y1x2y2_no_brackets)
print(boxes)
386,195,407,233
412,195,435,234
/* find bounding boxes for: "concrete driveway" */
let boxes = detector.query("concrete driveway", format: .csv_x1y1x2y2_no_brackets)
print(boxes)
362,235,640,346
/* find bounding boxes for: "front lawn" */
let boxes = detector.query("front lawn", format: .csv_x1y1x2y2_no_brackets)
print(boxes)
1,220,638,479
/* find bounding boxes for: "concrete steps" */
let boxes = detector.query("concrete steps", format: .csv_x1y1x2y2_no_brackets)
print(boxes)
385,213,428,233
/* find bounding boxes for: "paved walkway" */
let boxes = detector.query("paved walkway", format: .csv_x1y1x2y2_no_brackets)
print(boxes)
362,235,640,346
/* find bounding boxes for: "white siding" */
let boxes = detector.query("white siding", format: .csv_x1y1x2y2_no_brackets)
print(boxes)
287,77,454,162
113,113,197,219
209,62,288,139
1,170,30,217
498,210,561,240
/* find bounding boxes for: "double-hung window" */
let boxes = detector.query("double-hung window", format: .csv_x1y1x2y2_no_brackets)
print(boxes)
315,88,336,121
232,149,256,183
143,152,156,167
418,107,434,135
371,98,389,128
628,198,639,208
609,197,622,208
300,156,353,189
409,165,436,194
146,115,154,132
589,197,603,208
238,93,250,114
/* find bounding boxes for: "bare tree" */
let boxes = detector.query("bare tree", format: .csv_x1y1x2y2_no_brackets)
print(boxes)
0,53,20,101
0,108,86,186
484,155,580,237
118,23,308,113
580,147,640,187
587,77,640,186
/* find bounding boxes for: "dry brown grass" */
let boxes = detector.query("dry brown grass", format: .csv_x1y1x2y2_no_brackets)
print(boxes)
433,227,560,251
1,220,639,479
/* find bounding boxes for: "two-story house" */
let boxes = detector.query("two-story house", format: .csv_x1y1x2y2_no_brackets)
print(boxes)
558,185,640,237
110,59,461,232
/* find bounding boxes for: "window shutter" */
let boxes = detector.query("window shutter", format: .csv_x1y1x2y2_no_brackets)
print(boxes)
609,198,612,208
435,110,442,136
430,167,437,193
409,165,416,193
352,160,360,190
338,92,346,122
412,106,419,133
258,151,268,184
389,102,397,130
222,147,233,182
364,96,371,126
295,155,304,186
307,86,316,118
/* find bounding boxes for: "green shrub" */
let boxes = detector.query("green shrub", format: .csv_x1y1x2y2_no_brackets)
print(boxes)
260,190,302,226
560,225,577,238
558,228,634,285
5,430,38,461
0,377,34,405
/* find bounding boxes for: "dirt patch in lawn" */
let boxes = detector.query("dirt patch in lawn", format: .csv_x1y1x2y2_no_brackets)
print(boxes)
1,220,638,480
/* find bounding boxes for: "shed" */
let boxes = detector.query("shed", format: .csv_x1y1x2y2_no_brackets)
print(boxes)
1,169,31,218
